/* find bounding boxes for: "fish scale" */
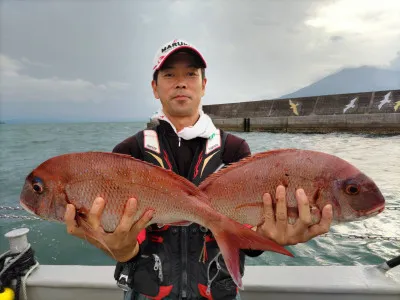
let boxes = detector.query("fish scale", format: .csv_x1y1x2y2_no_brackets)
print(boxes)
19,151,293,290
56,153,200,229
199,148,385,226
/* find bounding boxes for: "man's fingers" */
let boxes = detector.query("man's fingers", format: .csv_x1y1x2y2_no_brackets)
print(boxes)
307,204,333,239
115,198,139,234
132,210,154,234
296,189,312,227
64,204,76,222
64,204,85,237
275,185,287,234
262,193,275,226
65,204,77,233
87,197,106,229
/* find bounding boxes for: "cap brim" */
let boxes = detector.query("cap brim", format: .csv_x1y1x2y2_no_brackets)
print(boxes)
153,46,207,71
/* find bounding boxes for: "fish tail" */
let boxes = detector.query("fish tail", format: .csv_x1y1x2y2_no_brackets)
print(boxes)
76,217,117,260
209,216,293,290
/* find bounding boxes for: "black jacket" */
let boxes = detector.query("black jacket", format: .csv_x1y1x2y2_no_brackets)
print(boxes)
113,120,263,299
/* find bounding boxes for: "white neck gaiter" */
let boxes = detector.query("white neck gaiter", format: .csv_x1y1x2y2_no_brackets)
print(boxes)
150,109,218,140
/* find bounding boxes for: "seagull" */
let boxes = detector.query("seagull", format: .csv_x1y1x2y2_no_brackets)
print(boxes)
343,97,358,113
394,101,400,112
289,99,299,116
378,92,392,110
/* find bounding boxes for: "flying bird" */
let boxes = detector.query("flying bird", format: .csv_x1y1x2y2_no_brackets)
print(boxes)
289,99,299,116
343,97,358,113
378,92,392,110
394,101,400,112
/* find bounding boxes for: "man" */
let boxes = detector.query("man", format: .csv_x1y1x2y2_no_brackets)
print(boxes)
64,39,333,300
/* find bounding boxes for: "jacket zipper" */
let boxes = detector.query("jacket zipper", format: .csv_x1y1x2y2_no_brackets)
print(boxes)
152,254,163,282
181,226,188,299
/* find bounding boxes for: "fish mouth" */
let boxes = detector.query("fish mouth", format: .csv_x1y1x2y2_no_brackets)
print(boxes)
358,203,385,217
20,200,36,216
339,203,385,223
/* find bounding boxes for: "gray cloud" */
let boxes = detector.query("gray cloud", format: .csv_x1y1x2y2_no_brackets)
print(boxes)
0,54,132,102
330,36,344,42
1,0,399,122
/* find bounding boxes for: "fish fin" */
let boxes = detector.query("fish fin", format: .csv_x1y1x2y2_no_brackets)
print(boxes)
76,215,116,260
199,149,300,190
71,151,212,208
217,241,241,289
210,216,293,290
165,176,211,206
101,151,213,206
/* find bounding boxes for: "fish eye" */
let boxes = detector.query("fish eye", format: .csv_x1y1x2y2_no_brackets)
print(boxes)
345,184,359,195
32,177,44,194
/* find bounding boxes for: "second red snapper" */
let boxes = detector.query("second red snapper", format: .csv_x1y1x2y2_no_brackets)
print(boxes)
19,151,293,289
199,149,385,227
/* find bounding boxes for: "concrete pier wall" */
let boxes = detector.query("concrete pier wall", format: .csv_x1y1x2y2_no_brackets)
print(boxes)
202,89,400,134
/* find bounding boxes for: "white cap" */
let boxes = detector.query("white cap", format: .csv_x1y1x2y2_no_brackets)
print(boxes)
152,39,207,73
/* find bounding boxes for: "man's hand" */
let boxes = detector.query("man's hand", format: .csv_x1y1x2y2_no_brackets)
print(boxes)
256,185,333,246
64,197,154,262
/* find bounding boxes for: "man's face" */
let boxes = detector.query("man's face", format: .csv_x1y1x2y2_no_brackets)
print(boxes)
151,52,207,119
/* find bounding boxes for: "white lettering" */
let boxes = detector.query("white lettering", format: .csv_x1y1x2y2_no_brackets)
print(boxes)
144,130,160,153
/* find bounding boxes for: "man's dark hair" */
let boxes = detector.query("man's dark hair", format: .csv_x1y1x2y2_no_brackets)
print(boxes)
153,68,205,84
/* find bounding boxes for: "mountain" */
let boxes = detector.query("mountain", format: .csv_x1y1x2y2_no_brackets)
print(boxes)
279,66,400,99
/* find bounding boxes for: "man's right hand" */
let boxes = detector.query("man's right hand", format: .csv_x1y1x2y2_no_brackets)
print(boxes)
64,197,154,262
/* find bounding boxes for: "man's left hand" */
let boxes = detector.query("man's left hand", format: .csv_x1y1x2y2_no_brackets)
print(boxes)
256,185,333,246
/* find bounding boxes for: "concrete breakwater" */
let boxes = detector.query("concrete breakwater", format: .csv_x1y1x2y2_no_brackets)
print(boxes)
202,89,400,134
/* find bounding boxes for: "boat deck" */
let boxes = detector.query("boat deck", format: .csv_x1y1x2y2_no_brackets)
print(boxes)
23,264,400,300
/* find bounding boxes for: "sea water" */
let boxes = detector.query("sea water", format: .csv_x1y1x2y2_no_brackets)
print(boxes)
0,122,399,267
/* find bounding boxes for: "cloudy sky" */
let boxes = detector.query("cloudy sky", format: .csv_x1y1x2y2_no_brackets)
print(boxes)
1,0,400,122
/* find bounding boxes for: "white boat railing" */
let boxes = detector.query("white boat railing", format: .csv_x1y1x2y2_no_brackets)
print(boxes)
1,228,399,300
